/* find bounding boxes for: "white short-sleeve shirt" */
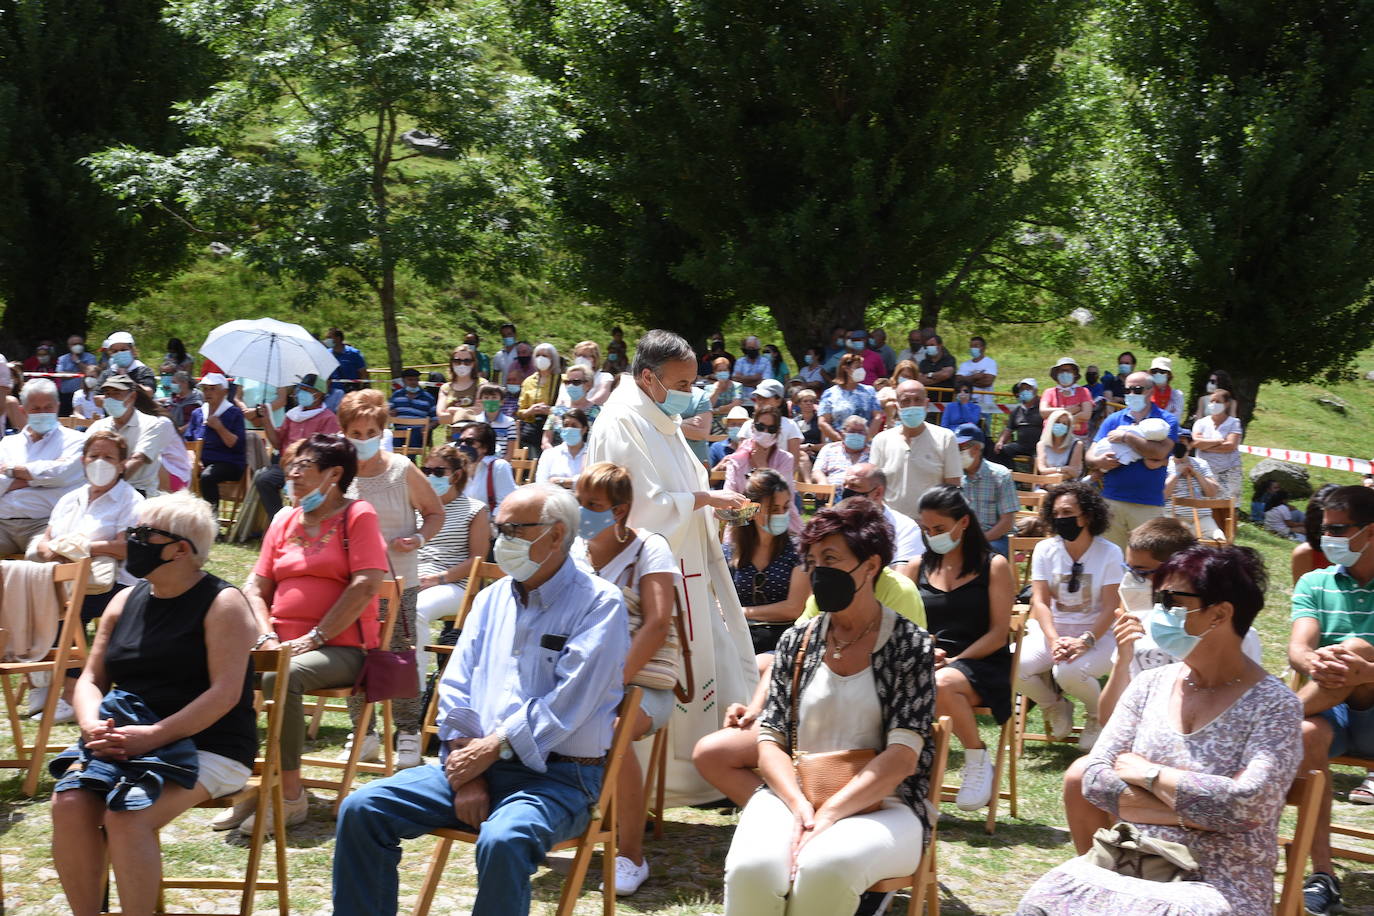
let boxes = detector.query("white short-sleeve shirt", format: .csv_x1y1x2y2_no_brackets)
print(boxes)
1030,535,1125,626
573,531,682,586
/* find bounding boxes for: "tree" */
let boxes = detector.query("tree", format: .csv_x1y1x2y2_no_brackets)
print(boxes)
1085,0,1374,424
88,0,556,376
0,0,215,348
505,0,1090,359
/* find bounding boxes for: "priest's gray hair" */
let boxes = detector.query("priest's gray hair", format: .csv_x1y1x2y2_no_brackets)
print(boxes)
535,483,582,550
631,330,695,378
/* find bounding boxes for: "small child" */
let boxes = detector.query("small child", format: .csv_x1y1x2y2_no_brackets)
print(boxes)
1088,416,1171,468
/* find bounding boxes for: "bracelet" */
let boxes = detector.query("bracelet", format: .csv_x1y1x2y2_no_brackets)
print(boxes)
253,632,278,649
307,626,326,645
415,533,426,548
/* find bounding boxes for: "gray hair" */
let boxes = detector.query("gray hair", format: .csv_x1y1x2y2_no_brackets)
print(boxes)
533,342,560,365
138,491,217,566
841,414,868,432
630,330,695,378
535,483,581,550
21,377,58,406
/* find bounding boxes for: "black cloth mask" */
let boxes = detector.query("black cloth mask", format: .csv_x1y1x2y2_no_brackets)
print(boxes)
125,537,177,579
1053,516,1083,542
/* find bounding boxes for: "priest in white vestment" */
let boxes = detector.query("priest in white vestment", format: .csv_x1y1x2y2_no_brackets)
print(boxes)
587,330,759,805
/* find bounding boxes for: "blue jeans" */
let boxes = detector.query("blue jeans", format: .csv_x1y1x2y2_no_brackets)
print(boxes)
987,536,1009,559
333,759,603,916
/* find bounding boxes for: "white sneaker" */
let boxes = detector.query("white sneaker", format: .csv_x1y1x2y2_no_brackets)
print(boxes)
238,790,309,836
599,855,650,896
339,732,381,763
210,793,258,831
1045,698,1074,741
395,732,422,769
1077,716,1102,751
33,698,76,724
955,747,996,811
26,685,48,717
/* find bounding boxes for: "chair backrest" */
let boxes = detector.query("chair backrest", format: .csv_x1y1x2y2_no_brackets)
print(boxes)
1017,490,1045,513
455,560,507,631
1173,496,1236,544
506,445,529,462
708,469,726,485
1008,537,1044,592
58,416,89,431
1011,471,1061,489
508,458,536,485
794,480,837,509
389,418,432,461
926,716,952,814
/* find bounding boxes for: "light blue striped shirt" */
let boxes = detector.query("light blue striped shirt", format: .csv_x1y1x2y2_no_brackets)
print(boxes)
437,555,628,771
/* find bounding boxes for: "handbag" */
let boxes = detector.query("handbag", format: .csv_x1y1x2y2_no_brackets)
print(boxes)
1085,822,1200,882
789,619,880,814
342,503,419,703
616,536,684,692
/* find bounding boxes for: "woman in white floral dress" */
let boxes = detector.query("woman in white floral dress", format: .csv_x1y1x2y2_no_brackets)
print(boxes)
1019,545,1301,916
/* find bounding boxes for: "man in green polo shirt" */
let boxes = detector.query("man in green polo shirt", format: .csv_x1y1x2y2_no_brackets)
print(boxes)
1287,485,1374,915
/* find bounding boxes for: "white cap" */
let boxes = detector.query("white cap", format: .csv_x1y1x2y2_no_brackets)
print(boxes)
725,405,750,422
1150,356,1173,373
754,379,785,399
103,331,134,348
199,372,229,388
1017,377,1039,390
1138,417,1171,440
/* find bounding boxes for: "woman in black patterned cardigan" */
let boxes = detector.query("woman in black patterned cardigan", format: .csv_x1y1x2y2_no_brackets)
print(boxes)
722,498,936,916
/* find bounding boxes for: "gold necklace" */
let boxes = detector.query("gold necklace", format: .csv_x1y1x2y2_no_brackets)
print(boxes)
828,615,879,659
1182,672,1244,692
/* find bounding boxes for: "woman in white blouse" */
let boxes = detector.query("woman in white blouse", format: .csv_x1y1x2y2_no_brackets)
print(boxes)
571,340,617,405
1190,388,1244,501
535,408,589,488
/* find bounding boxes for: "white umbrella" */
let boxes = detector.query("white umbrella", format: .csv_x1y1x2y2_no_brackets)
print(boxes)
198,318,339,388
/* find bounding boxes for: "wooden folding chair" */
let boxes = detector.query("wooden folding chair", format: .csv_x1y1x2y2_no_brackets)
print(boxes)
508,458,536,485
419,561,505,754
940,610,1028,834
188,440,204,497
390,418,433,463
0,558,91,796
867,716,951,915
106,647,294,916
213,467,251,538
298,578,403,814
58,415,90,431
506,445,529,461
1011,471,1062,490
1016,490,1045,516
412,687,645,916
643,723,672,840
794,480,837,510
1008,536,1044,601
1173,496,1235,545
1278,769,1327,916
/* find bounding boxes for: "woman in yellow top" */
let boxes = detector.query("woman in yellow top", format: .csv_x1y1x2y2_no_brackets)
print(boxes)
434,344,489,426
517,342,561,460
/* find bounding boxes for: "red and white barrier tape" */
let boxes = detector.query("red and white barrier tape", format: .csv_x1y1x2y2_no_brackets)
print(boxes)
1238,444,1371,476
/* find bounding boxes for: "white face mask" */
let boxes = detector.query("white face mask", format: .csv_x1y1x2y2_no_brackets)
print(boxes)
850,367,866,383
493,527,553,581
453,363,472,378
1206,401,1225,416
85,458,119,488
753,431,777,448
960,450,976,470
534,355,552,372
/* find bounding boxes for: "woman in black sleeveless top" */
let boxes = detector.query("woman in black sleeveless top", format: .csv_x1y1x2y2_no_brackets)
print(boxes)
902,486,1014,814
51,492,258,916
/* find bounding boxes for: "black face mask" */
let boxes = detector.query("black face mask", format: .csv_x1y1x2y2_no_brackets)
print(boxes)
125,537,178,579
516,354,532,367
1053,516,1083,542
810,562,863,613
743,348,759,358
1173,441,1190,459
1085,372,1100,384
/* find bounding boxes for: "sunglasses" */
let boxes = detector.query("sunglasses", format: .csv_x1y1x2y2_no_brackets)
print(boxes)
1121,561,1157,579
752,571,765,605
420,466,451,477
1066,561,1083,594
126,525,197,554
494,520,550,540
754,424,780,434
1321,523,1367,536
1153,588,1204,608
452,358,475,365
1123,385,1150,394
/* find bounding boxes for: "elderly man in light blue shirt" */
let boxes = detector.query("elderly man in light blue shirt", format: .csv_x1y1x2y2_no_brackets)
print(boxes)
333,483,628,916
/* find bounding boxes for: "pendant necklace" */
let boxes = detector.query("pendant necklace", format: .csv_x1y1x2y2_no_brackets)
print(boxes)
829,616,879,659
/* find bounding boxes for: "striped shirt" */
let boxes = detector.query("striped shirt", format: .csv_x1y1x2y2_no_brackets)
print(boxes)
1291,565,1374,646
417,495,485,580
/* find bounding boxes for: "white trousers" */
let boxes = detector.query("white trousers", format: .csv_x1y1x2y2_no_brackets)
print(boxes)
724,788,923,916
1015,618,1115,712
415,582,467,689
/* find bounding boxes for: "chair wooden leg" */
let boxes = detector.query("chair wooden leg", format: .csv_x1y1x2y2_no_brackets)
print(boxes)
1,673,27,760
413,836,454,916
644,726,669,840
986,715,1013,835
332,702,374,815
558,805,608,916
381,699,396,773
306,695,329,740
24,660,66,796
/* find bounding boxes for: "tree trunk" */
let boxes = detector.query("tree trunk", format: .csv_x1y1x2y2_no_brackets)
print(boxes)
918,287,942,332
1226,368,1261,429
377,263,404,379
769,289,870,370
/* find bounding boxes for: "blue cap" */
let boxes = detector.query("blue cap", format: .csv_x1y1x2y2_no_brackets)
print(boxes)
954,423,985,446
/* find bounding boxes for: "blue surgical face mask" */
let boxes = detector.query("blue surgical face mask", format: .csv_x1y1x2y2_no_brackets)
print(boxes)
160,375,173,390
843,432,867,451
727,425,742,441
104,396,128,419
295,388,316,408
502,336,516,347
1018,389,1035,403
1152,372,1169,386
924,527,962,555
715,370,730,381
565,384,586,401
405,384,420,394
1125,393,1147,412
26,412,57,434
349,435,382,460
848,339,865,351
110,350,134,368
1118,363,1133,376
924,345,939,357
287,479,327,513
970,347,982,359
649,373,695,417
428,474,451,497
763,513,790,536
1322,528,1369,567
898,406,926,429
1056,371,1075,387
1146,603,1210,661
1051,422,1069,438
561,427,583,448
578,506,617,540
803,354,815,365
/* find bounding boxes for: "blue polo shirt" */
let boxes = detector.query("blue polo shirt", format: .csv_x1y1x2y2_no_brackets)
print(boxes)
1094,405,1179,506
329,345,368,391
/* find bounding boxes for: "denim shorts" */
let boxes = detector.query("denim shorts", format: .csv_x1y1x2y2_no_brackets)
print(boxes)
640,686,675,734
1321,702,1374,759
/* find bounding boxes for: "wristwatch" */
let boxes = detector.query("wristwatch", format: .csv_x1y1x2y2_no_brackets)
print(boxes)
1143,764,1162,793
496,729,513,761
1083,631,1097,649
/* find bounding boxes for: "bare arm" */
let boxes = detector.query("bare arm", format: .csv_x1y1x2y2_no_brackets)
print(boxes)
404,462,446,546
624,571,674,681
744,565,809,624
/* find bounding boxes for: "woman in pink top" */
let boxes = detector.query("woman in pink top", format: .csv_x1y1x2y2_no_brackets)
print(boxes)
228,433,389,836
1040,356,1094,438
723,404,802,534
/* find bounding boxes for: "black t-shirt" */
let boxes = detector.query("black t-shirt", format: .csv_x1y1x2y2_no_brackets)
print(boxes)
1007,404,1045,448
919,352,958,400
104,575,257,768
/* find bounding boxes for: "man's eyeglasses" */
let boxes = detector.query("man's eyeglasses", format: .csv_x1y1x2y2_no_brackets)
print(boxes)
1321,523,1366,536
1123,385,1150,394
1066,561,1083,593
1153,589,1205,608
1121,562,1156,580
126,525,197,554
494,521,550,540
